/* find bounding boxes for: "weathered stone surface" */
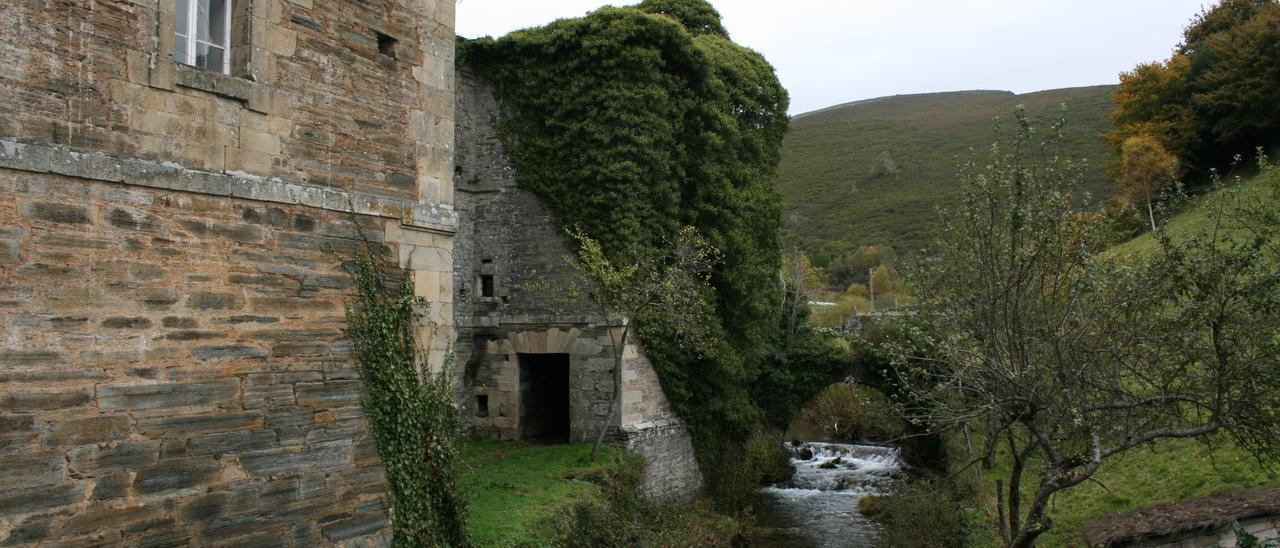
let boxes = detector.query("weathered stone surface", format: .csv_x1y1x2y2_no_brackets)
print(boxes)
69,440,160,473
238,440,353,477
0,451,66,489
98,380,240,410
134,458,221,494
2,388,93,411
89,471,130,501
0,482,83,515
186,292,244,311
137,411,262,438
295,381,361,408
24,201,91,224
321,512,390,542
46,414,131,445
101,316,153,328
0,0,461,542
191,344,269,361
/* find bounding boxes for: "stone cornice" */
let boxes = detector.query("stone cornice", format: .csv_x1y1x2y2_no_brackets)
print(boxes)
0,139,457,234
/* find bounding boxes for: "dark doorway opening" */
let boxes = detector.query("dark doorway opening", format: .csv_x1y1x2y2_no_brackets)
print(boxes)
519,353,570,443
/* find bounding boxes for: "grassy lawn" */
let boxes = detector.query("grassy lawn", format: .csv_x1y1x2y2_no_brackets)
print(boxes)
1108,168,1274,257
459,437,620,546
982,436,1275,547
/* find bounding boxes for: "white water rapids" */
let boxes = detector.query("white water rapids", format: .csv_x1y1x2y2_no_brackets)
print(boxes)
754,442,903,547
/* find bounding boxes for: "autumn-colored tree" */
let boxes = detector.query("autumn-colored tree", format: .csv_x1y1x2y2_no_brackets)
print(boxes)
1109,0,1280,178
1108,54,1199,176
1116,134,1180,231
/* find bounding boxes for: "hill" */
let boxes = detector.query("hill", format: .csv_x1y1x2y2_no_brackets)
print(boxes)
777,86,1119,262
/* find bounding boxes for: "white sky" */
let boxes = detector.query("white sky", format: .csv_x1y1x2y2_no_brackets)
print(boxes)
455,0,1209,115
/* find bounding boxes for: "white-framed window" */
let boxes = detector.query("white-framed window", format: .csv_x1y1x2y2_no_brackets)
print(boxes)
171,0,232,74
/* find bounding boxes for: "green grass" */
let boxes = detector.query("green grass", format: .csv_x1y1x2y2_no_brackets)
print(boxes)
1108,169,1275,257
460,437,620,546
983,436,1274,547
777,86,1118,261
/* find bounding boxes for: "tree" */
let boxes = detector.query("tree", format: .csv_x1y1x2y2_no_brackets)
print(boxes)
893,110,1280,548
1109,0,1280,179
781,247,828,345
564,226,719,460
1116,134,1181,231
1108,54,1200,177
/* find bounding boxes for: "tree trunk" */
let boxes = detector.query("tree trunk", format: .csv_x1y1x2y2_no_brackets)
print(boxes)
590,325,627,461
1146,197,1157,232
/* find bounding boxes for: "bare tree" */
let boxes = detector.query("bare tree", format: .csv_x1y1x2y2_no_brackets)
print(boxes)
892,110,1280,547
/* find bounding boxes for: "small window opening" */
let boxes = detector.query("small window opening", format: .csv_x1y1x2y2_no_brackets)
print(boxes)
376,31,398,58
172,0,233,74
480,275,495,298
475,394,489,418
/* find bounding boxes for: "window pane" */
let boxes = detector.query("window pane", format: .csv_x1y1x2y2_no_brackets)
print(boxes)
195,43,224,72
172,34,189,65
197,0,228,46
176,0,189,36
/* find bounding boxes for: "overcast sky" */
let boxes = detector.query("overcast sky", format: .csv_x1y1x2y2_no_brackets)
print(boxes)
456,0,1210,115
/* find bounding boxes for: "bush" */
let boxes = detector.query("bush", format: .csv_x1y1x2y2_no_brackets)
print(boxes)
745,431,795,485
870,481,984,548
792,383,905,443
551,454,745,547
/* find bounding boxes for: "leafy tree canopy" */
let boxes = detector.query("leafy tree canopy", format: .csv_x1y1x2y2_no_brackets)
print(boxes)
1110,0,1280,180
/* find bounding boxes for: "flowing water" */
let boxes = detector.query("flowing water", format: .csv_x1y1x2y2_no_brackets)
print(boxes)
753,442,903,547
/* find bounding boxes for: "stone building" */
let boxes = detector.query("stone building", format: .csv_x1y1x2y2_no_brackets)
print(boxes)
452,69,703,503
0,1,704,545
0,0,457,545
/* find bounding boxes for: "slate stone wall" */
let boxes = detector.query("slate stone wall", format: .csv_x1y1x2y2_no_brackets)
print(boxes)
0,169,411,546
0,0,459,545
453,68,703,502
0,0,456,205
1138,516,1279,548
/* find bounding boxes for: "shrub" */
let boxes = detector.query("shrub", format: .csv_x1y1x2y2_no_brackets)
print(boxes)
793,383,905,443
552,454,745,547
870,481,982,548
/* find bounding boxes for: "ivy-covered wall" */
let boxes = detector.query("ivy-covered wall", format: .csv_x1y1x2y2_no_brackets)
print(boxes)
458,0,793,497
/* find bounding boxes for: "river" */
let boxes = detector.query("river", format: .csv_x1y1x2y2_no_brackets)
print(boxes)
753,442,903,547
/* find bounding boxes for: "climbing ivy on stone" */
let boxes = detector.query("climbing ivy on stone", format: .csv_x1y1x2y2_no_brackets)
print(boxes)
460,0,790,498
341,224,471,547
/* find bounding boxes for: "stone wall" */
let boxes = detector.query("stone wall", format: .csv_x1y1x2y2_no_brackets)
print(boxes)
0,0,458,545
453,68,703,503
0,0,456,204
1139,516,1279,548
0,170,415,546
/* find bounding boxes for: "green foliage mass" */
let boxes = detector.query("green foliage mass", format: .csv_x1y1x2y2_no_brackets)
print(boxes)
1110,0,1280,179
342,229,470,547
777,87,1118,261
460,0,803,501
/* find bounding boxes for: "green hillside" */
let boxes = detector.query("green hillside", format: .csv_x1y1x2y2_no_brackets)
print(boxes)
777,86,1118,261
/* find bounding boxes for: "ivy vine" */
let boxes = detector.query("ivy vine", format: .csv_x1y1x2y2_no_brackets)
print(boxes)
341,223,471,547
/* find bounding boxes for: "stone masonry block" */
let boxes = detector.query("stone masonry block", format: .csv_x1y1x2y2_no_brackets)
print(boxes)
98,380,241,410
